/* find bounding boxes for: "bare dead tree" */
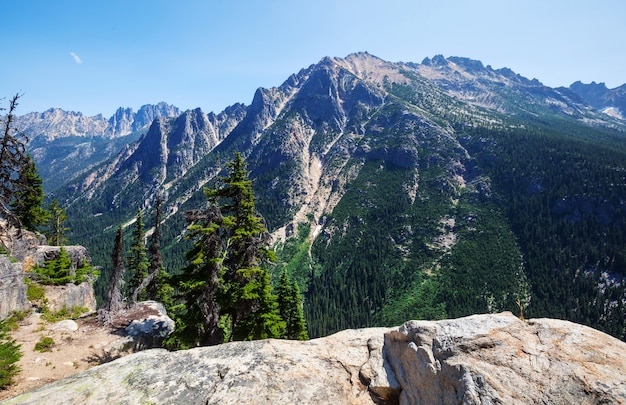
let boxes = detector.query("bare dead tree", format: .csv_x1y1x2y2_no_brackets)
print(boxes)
0,94,29,229
106,225,126,312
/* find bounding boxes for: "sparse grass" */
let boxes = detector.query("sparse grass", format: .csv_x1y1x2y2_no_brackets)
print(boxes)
3,310,30,331
34,336,55,352
41,306,89,323
0,244,18,263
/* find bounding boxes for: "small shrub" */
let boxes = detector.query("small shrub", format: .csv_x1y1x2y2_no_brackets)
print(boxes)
34,336,55,352
29,247,99,286
74,263,100,284
0,320,22,389
30,247,73,285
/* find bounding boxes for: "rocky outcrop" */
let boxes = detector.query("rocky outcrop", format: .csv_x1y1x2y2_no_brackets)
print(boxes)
43,282,96,313
3,312,625,405
0,220,43,265
119,301,175,349
0,220,37,318
383,312,626,404
34,245,92,269
0,220,97,318
0,255,29,319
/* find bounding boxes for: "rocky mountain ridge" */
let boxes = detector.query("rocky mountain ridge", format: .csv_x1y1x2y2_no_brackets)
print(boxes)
2,312,625,405
569,80,626,119
15,102,181,191
16,102,181,141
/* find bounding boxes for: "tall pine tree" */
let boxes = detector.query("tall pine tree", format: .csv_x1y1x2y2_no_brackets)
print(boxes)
172,201,226,347
127,210,149,304
44,199,69,246
0,94,29,228
133,195,173,307
172,152,283,347
11,154,48,231
212,152,283,341
276,269,309,340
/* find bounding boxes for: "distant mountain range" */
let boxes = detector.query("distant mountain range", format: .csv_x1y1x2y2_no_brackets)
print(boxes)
15,102,181,191
569,80,626,119
17,52,626,340
16,59,625,192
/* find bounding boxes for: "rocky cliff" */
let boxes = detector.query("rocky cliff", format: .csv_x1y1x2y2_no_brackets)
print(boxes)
16,102,181,141
0,220,97,318
3,312,625,405
0,255,29,319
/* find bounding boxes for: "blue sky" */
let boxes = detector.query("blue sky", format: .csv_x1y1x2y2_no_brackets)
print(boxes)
1,0,625,117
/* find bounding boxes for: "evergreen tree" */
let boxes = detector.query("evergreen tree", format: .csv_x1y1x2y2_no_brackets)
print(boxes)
146,195,164,300
172,202,226,347
44,199,69,246
211,152,283,341
11,154,48,231
0,320,22,389
172,152,283,347
127,210,149,303
106,225,126,312
231,268,284,341
35,246,73,285
276,269,308,340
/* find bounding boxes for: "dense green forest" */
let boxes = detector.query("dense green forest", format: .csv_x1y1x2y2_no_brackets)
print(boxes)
458,122,626,338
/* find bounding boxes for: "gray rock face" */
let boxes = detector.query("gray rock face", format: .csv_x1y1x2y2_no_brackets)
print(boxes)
16,103,181,141
44,282,96,313
0,220,37,318
0,255,29,319
384,313,626,404
123,301,175,349
0,220,97,318
34,245,92,269
0,219,42,264
4,312,625,405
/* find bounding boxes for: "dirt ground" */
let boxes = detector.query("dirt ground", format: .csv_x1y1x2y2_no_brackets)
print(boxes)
0,312,133,401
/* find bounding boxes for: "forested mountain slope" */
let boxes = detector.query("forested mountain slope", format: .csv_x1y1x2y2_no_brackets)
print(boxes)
53,52,626,340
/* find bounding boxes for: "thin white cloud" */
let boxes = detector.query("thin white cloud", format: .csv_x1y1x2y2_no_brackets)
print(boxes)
70,52,82,64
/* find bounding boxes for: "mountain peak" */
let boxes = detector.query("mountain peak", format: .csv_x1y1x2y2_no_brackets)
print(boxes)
569,80,626,114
